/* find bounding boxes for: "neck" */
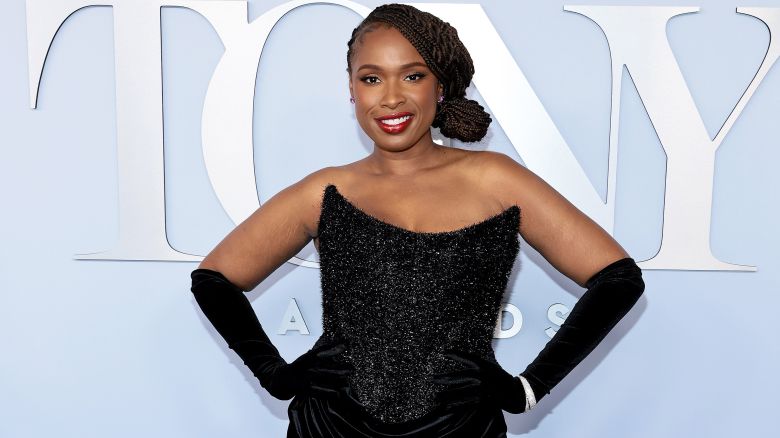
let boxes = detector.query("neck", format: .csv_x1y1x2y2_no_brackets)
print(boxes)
367,132,447,176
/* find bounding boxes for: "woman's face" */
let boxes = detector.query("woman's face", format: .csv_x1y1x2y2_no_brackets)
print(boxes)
348,25,443,152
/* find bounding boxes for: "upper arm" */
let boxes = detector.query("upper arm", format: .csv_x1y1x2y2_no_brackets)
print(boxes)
196,170,332,291
481,152,629,287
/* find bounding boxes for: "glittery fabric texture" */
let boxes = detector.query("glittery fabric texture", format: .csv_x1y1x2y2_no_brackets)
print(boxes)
312,184,521,424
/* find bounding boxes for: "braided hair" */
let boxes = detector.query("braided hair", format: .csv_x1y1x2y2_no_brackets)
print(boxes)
346,3,492,143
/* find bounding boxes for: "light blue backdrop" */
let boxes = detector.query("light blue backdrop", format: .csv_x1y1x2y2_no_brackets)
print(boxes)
1,0,778,436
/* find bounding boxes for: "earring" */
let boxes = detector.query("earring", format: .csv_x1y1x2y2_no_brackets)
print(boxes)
350,97,355,104
438,95,444,103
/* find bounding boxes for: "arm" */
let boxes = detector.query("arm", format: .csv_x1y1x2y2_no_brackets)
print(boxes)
486,151,631,287
196,170,327,290
191,170,352,400
435,152,645,413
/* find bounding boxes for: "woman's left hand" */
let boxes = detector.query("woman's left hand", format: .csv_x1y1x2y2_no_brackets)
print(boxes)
433,349,527,414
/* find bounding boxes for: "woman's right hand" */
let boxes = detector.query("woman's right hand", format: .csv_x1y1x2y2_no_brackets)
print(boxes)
264,341,354,401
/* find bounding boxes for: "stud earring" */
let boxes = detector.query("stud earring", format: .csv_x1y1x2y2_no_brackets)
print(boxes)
350,97,355,104
438,95,444,103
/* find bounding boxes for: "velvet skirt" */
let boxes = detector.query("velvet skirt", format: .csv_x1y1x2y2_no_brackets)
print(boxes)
287,390,507,438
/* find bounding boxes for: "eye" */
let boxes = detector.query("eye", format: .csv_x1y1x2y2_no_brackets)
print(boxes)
406,72,426,81
359,75,380,85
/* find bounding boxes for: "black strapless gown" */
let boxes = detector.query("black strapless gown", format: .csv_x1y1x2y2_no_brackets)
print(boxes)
287,184,521,438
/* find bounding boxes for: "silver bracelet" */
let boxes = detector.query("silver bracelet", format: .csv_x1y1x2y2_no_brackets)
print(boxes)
517,374,537,411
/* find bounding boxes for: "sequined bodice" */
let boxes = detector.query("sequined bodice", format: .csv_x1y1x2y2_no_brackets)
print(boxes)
312,183,521,423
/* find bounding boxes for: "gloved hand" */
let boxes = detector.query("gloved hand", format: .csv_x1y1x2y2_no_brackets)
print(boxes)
240,340,354,401
433,257,644,413
433,350,527,414
191,268,353,401
520,257,644,403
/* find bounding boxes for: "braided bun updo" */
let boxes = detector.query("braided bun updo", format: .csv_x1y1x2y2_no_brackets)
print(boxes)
346,3,492,143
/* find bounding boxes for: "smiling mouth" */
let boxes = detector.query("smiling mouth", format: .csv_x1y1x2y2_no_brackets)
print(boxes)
378,115,412,126
375,113,414,134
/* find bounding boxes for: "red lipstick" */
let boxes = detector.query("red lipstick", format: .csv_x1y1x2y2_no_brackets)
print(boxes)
375,112,414,134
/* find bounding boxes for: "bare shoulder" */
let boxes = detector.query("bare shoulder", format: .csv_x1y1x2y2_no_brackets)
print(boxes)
467,150,629,287
468,149,574,223
465,150,537,207
284,166,351,237
295,166,341,197
469,149,530,177
197,165,349,290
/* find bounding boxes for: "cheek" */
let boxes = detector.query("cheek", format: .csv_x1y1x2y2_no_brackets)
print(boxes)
353,99,377,131
353,88,378,111
354,99,375,123
415,90,438,121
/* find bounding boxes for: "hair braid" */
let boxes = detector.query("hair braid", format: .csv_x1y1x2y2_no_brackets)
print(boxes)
346,3,491,143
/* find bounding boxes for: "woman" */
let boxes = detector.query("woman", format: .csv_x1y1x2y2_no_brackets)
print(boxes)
190,3,645,437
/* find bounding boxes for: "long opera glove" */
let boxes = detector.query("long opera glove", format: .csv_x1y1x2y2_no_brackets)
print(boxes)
519,256,645,404
434,257,644,413
190,268,353,401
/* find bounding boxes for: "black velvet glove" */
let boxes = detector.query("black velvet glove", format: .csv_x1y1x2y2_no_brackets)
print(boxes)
433,257,644,413
433,350,527,413
190,268,353,401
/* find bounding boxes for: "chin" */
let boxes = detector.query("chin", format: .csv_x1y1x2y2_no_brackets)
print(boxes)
379,134,425,150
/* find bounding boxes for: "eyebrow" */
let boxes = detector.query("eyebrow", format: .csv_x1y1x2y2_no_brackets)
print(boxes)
357,61,428,72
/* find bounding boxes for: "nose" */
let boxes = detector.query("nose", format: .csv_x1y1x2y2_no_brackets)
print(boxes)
380,80,405,109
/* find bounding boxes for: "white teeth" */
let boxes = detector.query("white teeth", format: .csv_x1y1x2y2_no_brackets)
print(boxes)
380,115,412,126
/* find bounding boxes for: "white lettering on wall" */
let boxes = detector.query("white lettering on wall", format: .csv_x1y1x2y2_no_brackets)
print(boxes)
545,303,570,338
277,298,310,335
419,3,775,271
494,303,523,339
25,1,776,271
